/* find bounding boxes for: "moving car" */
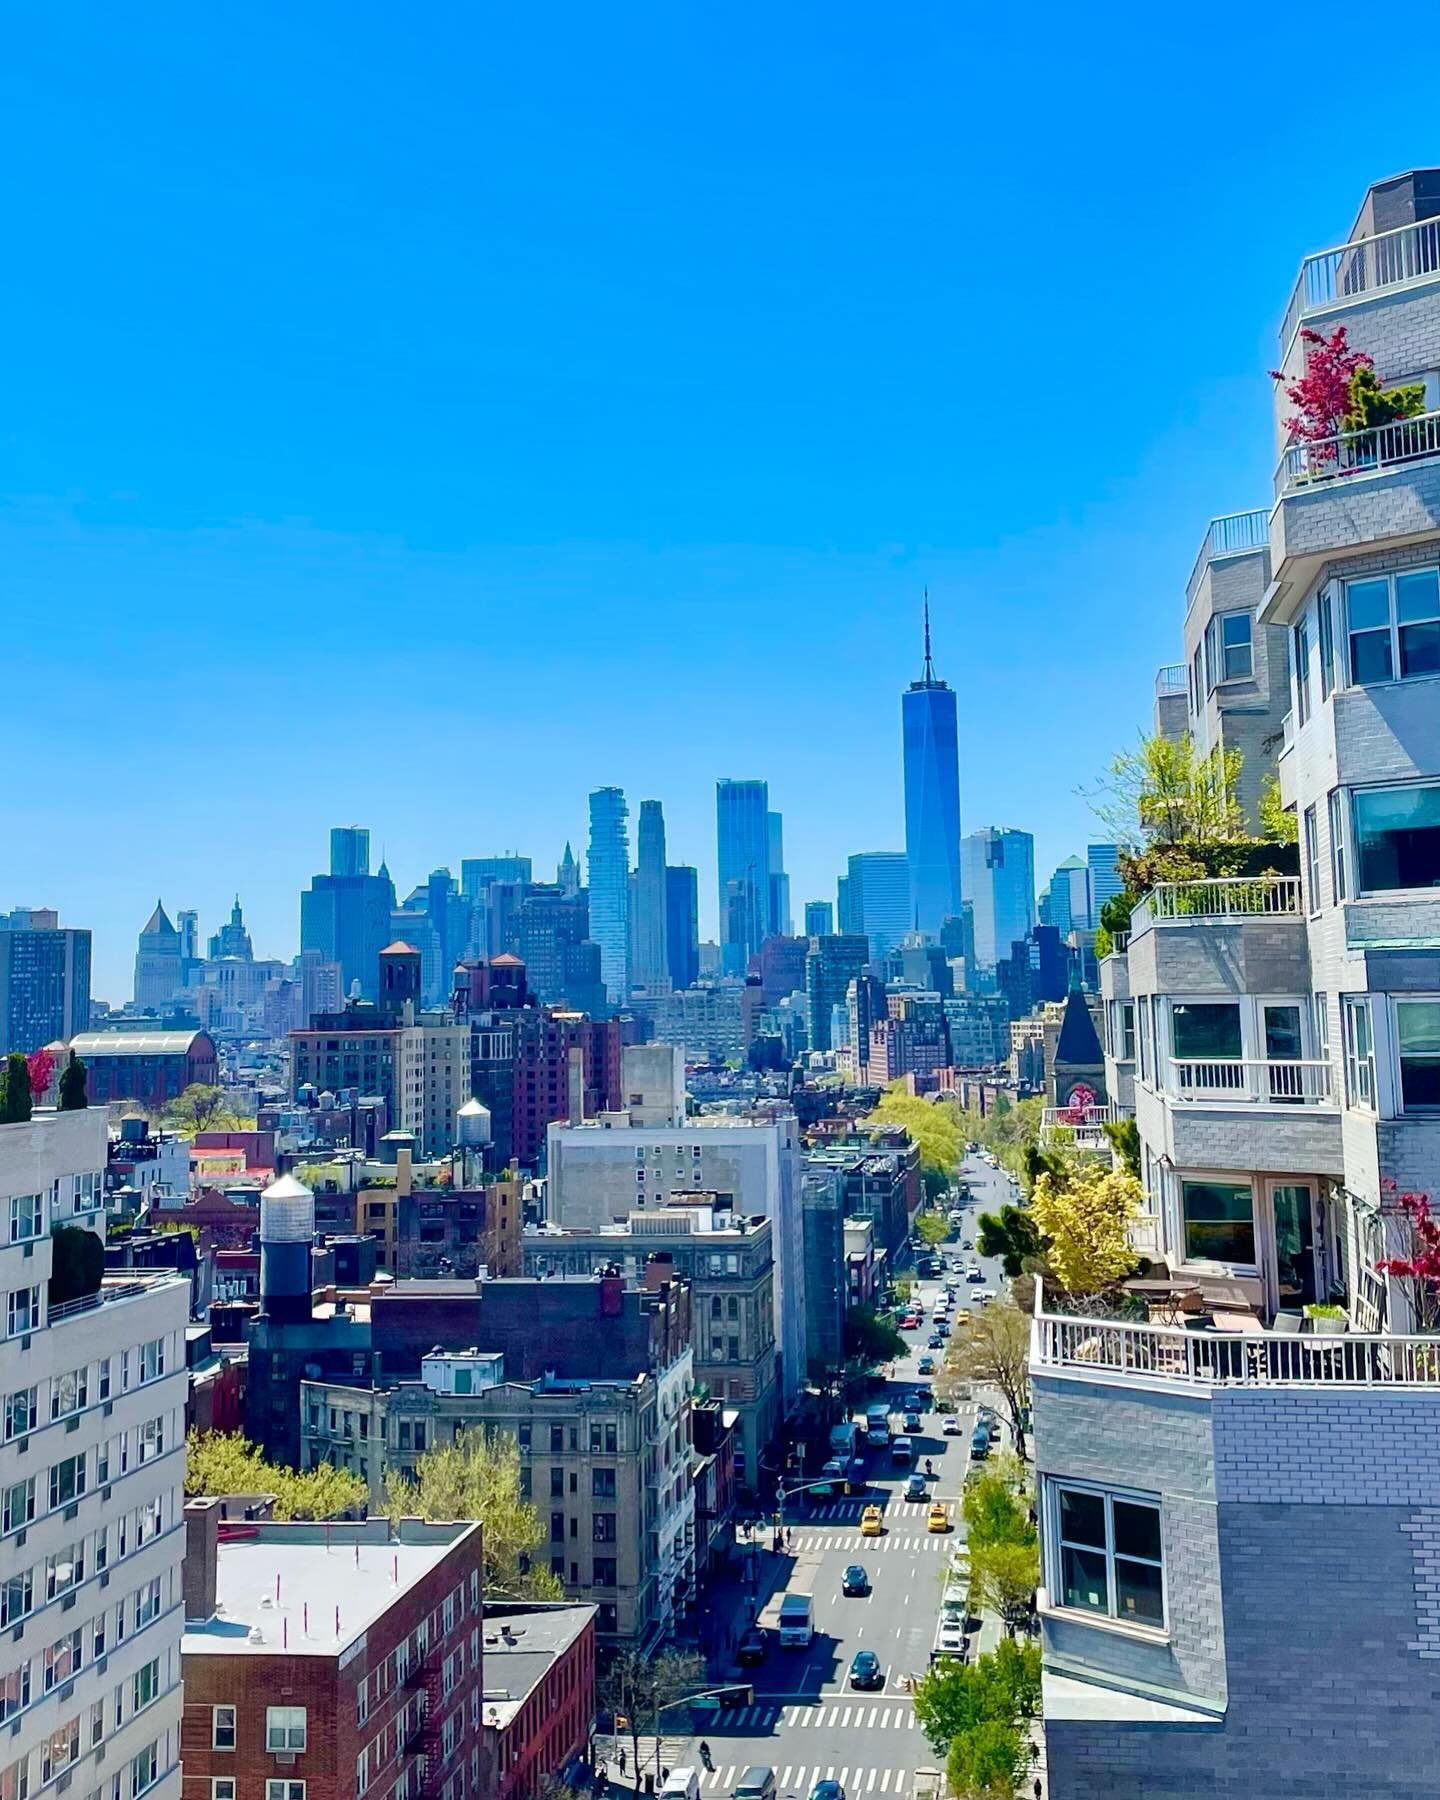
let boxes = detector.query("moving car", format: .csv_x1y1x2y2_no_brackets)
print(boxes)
927,1334,943,1349
966,1267,984,1283
807,1783,846,1800
971,1288,996,1304
961,1239,974,1251
942,1415,962,1435
904,1472,928,1501
848,1649,884,1690
733,1769,777,1800
935,1320,951,1337
917,1355,935,1374
890,1435,914,1465
662,1772,701,1800
903,1411,922,1433
927,1502,951,1533
841,1563,870,1596
860,1504,884,1537
736,1626,768,1665
970,1422,991,1460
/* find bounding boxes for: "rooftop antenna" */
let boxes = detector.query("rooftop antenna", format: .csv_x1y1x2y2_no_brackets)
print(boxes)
922,589,935,684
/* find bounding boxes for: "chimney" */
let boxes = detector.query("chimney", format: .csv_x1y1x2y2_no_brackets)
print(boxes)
644,1251,675,1294
183,1496,221,1622
396,1146,414,1199
567,1047,586,1125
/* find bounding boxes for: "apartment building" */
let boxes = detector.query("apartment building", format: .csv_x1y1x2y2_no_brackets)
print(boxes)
302,1329,695,1654
179,1507,486,1800
0,1105,191,1800
522,1204,778,1485
1046,170,1440,1799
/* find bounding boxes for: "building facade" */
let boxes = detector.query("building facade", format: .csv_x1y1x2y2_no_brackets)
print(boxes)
902,608,963,938
69,1028,219,1110
716,780,771,976
587,788,630,1007
0,909,91,1056
960,828,1036,973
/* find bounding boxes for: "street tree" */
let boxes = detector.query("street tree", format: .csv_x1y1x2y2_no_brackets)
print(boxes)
1029,1163,1140,1296
961,1473,1034,1553
946,1719,1028,1800
863,1089,961,1182
843,1306,906,1366
975,1204,1046,1277
160,1083,254,1136
383,1428,561,1600
915,1211,950,1248
948,1298,1032,1458
599,1649,705,1784
970,1538,1040,1636
186,1429,367,1520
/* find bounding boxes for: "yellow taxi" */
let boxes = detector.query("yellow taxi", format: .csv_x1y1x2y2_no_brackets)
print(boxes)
927,1502,951,1534
860,1504,885,1538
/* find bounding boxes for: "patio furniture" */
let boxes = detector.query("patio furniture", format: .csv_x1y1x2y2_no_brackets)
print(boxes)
1271,1311,1305,1335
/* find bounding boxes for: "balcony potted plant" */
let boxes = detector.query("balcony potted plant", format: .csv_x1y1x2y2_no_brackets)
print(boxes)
1302,1302,1348,1335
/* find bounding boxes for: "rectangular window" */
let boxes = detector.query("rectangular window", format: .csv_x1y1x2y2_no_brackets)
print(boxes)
8,1195,42,1244
3,1478,34,1534
266,1706,307,1753
550,1468,564,1499
1397,568,1440,677
6,1288,39,1338
1170,1002,1242,1061
213,1784,237,1800
1396,1001,1440,1111
0,1665,27,1725
1329,790,1347,901
132,1658,160,1714
45,1541,84,1600
550,1511,565,1542
593,1513,617,1542
131,1743,160,1798
1119,1002,1136,1062
593,1557,617,1587
1051,1483,1164,1629
212,1705,237,1751
1318,586,1335,699
50,1368,87,1422
1303,804,1322,912
42,1718,81,1782
0,1572,32,1629
1181,1179,1255,1264
44,1627,83,1691
1217,611,1252,681
48,1454,86,1511
1294,615,1312,724
4,1388,35,1442
1348,576,1394,683
1353,783,1440,892
592,1468,617,1499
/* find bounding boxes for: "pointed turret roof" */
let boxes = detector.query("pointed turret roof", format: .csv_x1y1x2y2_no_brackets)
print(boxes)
140,900,177,938
1055,989,1104,1066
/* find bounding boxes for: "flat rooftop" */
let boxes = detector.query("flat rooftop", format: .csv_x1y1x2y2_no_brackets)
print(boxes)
481,1604,596,1729
182,1521,478,1660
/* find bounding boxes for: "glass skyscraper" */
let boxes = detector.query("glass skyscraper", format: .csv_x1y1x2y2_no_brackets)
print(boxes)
587,786,631,1005
1087,842,1123,914
902,605,963,937
716,778,771,974
960,827,1036,969
845,851,912,963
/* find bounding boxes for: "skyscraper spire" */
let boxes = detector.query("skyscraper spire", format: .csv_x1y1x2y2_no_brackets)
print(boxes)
922,589,934,684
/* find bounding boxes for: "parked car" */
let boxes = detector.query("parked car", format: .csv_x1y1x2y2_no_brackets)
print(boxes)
971,1288,996,1304
970,1423,991,1460
860,1504,884,1537
842,1564,870,1596
848,1650,884,1690
736,1627,768,1665
807,1783,846,1800
966,1267,984,1283
933,1619,967,1658
927,1502,951,1533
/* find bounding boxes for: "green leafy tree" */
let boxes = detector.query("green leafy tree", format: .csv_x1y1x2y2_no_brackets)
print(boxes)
1087,729,1246,849
160,1084,256,1137
915,1210,951,1248
863,1090,961,1182
975,1205,1045,1278
843,1305,907,1365
598,1649,705,1783
971,1538,1040,1635
383,1427,561,1600
0,1053,32,1124
947,1720,1028,1799
58,1052,87,1112
1258,772,1298,845
48,1225,104,1307
186,1430,367,1520
1102,1115,1142,1180
1344,361,1427,431
1030,1163,1141,1295
961,1472,1035,1552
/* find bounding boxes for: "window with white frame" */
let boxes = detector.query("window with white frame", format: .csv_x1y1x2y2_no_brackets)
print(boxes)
1313,992,1330,1066
50,1368,87,1422
1318,585,1336,699
212,1783,237,1800
1048,1481,1165,1628
6,1287,39,1338
1343,996,1376,1109
1346,567,1440,685
267,1784,305,1800
211,1705,236,1750
1303,804,1322,913
266,1706,307,1753
1353,782,1440,892
3,1478,34,1534
1328,790,1347,901
8,1195,42,1244
130,1740,160,1798
1180,1179,1255,1264
3,1388,35,1443
1205,610,1253,685
1395,1000,1440,1111
1294,614,1312,725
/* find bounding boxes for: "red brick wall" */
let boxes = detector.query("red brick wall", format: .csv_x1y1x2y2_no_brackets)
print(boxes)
492,1614,596,1800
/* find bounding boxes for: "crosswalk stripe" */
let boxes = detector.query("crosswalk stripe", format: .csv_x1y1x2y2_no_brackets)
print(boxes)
779,1771,792,1791
826,1707,840,1727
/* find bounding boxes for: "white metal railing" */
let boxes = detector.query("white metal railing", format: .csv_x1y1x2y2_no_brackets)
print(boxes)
1166,1057,1334,1104
1040,1102,1131,1152
1145,875,1302,921
1280,215,1440,353
1098,931,1129,960
1033,1301,1440,1389
1276,408,1440,497
1154,663,1187,698
1184,509,1270,611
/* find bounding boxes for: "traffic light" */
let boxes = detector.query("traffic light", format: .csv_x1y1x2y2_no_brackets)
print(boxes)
614,1715,630,1732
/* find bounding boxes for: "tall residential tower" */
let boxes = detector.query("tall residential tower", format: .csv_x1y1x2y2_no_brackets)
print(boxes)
587,787,630,1006
717,779,771,975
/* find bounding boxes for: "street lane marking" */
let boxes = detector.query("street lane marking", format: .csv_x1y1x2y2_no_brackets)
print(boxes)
779,1771,792,1791
866,1707,878,1727
879,1774,891,1792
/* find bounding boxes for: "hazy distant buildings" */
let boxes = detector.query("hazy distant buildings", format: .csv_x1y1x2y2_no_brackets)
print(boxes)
1087,842,1123,915
805,934,870,1054
588,787,631,1006
134,898,183,1009
902,606,963,937
0,907,91,1054
1039,855,1093,935
961,827,1036,971
843,852,911,962
665,866,700,991
804,901,833,938
717,779,772,975
767,810,791,938
300,827,397,1000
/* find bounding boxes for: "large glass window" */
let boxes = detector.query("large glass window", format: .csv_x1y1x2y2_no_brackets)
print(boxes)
1170,1003,1242,1060
1181,1180,1256,1263
1345,568,1440,685
1053,1483,1164,1628
1354,784,1440,892
1396,1001,1440,1110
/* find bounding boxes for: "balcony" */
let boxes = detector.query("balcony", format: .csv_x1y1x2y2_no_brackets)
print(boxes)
1154,665,1186,699
1033,1286,1440,1391
49,1272,187,1327
1275,408,1440,499
1184,508,1270,613
1280,213,1440,354
1129,876,1301,935
1164,1057,1333,1105
1040,1102,1131,1153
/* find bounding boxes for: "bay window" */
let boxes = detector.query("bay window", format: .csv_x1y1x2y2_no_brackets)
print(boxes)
1353,783,1440,892
1206,610,1253,684
1181,1179,1255,1263
1396,1000,1440,1111
1050,1482,1165,1629
1346,567,1440,685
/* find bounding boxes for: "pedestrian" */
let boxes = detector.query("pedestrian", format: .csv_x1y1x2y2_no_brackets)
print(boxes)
661,1770,669,1787
644,1775,654,1797
618,1751,627,1777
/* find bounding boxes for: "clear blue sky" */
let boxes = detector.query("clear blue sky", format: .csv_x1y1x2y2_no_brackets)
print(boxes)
4,2,1436,998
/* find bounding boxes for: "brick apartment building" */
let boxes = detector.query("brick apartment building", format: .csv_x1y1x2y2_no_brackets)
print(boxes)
180,1503,486,1800
481,1602,596,1800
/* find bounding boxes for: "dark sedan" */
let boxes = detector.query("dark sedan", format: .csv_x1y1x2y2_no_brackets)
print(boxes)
849,1649,884,1690
841,1563,870,1596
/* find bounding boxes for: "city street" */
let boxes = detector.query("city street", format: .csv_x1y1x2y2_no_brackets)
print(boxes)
660,1153,1015,1800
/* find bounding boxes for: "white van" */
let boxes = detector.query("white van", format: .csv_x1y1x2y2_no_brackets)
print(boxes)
661,1773,701,1800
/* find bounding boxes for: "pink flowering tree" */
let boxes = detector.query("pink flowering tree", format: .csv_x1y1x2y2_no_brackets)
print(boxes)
25,1048,55,1106
1376,1190,1440,1330
1270,325,1372,447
